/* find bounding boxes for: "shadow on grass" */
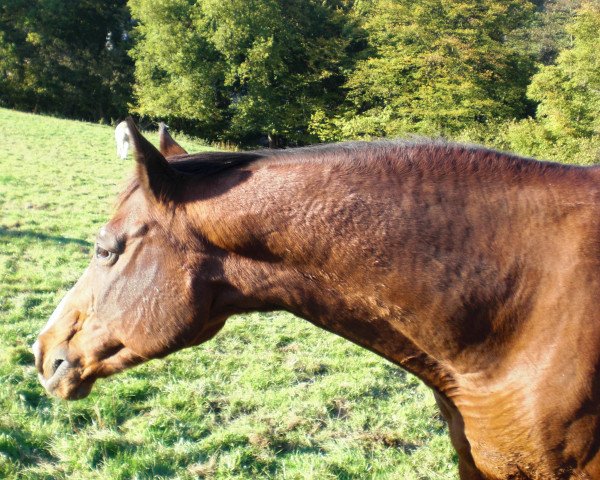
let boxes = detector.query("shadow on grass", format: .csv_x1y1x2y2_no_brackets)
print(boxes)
89,438,140,468
0,424,58,466
0,227,91,248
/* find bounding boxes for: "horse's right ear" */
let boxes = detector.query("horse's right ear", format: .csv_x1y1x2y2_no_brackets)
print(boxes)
126,117,180,203
159,122,188,157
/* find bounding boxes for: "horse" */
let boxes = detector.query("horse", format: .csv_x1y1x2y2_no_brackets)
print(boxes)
33,119,600,479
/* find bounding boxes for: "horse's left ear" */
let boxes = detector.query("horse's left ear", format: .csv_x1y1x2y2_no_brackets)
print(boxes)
126,117,180,203
159,123,188,157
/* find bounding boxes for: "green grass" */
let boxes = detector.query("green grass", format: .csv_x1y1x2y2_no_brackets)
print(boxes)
0,108,457,479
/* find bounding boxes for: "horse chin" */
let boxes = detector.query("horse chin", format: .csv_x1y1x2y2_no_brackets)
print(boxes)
57,380,94,400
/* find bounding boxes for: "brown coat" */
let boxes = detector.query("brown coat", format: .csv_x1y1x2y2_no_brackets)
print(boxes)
34,122,600,479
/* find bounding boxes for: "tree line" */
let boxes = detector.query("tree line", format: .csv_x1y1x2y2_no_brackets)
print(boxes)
1,0,598,163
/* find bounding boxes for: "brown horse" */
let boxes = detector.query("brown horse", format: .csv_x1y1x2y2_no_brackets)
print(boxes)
33,119,600,479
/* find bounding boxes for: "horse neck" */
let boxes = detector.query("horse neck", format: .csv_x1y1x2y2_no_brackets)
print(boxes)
183,157,600,396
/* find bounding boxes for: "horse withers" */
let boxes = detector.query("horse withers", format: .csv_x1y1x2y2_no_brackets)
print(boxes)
33,119,600,479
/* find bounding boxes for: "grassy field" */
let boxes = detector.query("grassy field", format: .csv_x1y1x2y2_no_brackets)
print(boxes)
0,108,456,479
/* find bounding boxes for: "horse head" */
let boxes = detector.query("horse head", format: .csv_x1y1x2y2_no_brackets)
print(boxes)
33,121,225,399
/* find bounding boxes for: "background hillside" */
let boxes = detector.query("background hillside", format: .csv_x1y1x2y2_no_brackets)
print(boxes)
1,0,599,162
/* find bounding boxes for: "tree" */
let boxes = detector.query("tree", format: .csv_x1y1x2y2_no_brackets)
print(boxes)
0,0,133,121
311,0,537,140
129,0,360,145
504,0,600,164
531,0,582,65
528,0,600,138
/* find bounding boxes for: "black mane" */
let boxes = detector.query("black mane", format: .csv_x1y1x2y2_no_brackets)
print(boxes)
168,141,402,178
169,151,272,177
166,140,576,181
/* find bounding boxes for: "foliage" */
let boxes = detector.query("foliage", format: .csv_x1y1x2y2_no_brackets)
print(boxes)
129,0,361,145
311,0,537,141
2,0,597,152
503,0,600,164
0,0,133,122
529,1,600,139
529,0,583,65
0,108,456,479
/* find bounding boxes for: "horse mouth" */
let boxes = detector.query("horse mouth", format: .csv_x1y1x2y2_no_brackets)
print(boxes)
38,360,95,400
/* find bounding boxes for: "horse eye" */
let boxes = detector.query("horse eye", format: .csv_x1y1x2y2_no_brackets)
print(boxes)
95,244,118,266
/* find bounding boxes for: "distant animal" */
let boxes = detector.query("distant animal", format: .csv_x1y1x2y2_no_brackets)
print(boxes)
34,119,600,479
114,121,130,159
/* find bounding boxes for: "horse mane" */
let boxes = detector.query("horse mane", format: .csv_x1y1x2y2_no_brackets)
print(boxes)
166,140,578,180
167,151,269,176
117,140,582,208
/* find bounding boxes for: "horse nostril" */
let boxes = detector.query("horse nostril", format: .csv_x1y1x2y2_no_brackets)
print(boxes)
50,357,66,377
43,345,70,381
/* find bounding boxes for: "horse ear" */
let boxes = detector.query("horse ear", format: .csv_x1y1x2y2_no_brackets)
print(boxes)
126,117,180,203
159,122,188,157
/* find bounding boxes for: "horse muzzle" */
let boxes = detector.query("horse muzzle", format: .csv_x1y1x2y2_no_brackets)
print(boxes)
32,341,93,400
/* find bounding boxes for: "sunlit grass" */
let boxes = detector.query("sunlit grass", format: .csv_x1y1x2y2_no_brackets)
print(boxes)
0,108,456,479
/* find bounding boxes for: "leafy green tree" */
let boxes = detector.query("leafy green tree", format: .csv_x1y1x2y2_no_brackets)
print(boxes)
129,0,360,145
529,1,600,138
504,0,600,164
509,0,582,68
0,0,133,121
530,0,582,65
127,0,225,136
312,0,537,140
